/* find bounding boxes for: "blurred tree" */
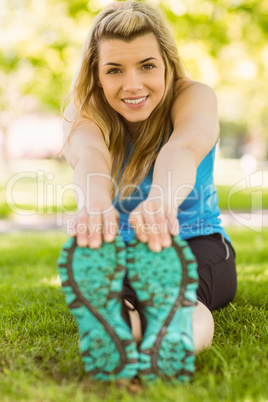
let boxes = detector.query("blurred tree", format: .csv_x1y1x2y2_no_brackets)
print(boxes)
0,0,267,158
161,0,268,158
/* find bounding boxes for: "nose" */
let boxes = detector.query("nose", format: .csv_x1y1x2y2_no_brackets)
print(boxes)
122,71,143,92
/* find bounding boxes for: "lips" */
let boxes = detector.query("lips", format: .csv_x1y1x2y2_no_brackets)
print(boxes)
122,96,149,105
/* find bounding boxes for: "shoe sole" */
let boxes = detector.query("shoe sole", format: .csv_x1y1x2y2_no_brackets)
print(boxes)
57,236,139,381
127,235,198,382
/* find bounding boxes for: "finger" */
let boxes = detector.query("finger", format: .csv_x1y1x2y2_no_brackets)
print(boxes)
103,208,119,243
155,213,172,248
142,213,162,253
76,217,90,247
88,211,103,249
167,215,180,236
66,218,77,237
129,212,148,243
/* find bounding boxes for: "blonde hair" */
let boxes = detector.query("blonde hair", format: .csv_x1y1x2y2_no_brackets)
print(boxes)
65,0,187,199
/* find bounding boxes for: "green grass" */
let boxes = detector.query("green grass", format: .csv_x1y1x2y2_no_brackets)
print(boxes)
217,185,268,211
0,229,268,401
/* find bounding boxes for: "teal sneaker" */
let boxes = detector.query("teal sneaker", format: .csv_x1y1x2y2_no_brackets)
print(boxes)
57,235,139,381
126,235,198,382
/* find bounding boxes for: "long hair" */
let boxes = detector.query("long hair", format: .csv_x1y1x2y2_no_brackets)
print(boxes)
65,0,187,199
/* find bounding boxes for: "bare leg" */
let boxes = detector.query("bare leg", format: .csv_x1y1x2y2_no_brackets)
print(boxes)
124,300,142,345
125,299,214,353
192,301,214,353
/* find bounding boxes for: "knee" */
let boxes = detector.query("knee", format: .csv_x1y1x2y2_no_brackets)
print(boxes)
192,301,214,354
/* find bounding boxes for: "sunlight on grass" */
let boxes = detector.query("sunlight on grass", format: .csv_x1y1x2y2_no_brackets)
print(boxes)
41,275,61,287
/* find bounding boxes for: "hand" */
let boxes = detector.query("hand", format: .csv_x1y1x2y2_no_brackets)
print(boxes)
66,200,119,249
129,198,179,253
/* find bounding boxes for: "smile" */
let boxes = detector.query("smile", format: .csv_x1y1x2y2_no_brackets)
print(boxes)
123,96,148,105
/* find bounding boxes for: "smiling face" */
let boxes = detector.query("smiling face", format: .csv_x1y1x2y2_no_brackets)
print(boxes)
98,33,166,133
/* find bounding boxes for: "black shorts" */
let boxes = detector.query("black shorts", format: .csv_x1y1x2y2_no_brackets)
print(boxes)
123,233,237,312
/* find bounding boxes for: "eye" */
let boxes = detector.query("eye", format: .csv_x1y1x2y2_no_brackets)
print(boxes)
106,68,121,75
142,63,156,70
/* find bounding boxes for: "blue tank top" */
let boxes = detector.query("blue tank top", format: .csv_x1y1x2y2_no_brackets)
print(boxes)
113,138,230,243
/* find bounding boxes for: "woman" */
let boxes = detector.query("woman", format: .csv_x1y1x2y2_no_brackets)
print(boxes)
58,0,237,382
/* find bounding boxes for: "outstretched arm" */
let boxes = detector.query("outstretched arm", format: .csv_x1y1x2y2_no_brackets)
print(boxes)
63,104,118,248
129,81,219,252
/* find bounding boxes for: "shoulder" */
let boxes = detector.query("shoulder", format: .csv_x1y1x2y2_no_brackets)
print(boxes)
63,103,103,140
171,79,217,118
170,79,218,129
169,80,219,164
174,78,216,98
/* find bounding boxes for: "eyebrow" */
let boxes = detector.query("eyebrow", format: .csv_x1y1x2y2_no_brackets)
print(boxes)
103,57,157,67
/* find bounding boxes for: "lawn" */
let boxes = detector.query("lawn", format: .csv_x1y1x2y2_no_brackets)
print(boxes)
0,228,267,401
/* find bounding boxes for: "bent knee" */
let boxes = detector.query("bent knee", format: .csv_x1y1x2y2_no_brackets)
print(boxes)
193,301,214,354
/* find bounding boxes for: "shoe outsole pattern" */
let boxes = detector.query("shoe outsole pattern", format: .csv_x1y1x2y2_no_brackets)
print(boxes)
57,235,139,381
127,235,198,382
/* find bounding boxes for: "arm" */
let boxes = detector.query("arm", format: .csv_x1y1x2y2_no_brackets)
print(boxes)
63,103,119,247
151,81,219,207
129,81,219,252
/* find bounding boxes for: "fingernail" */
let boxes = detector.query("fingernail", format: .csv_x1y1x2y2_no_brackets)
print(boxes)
90,240,102,249
152,244,161,253
105,234,115,243
77,239,88,247
139,235,148,243
163,239,171,248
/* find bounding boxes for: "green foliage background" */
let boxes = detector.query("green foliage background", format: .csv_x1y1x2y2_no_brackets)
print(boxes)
1,0,268,157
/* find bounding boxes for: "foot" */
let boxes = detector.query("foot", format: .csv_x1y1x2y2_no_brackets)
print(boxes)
57,235,139,381
127,235,198,382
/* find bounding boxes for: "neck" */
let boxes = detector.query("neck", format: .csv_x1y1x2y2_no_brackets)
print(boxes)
122,118,144,139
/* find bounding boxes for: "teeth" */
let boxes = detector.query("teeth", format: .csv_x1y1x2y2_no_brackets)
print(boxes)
124,96,147,105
